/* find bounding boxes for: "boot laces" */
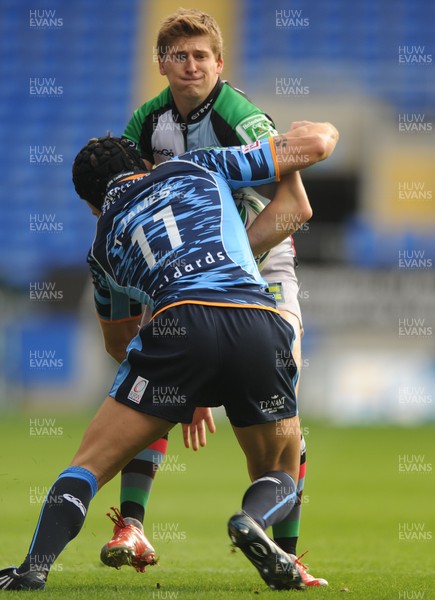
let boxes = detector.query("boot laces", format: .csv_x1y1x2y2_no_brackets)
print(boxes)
106,506,127,529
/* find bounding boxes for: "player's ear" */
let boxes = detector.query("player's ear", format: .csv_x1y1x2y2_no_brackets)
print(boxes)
158,57,167,76
216,56,224,74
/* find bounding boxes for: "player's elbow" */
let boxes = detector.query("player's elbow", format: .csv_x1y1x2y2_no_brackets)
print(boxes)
302,204,313,223
294,205,312,232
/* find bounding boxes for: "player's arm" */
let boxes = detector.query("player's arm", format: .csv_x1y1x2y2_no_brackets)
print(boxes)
238,119,338,180
233,112,278,199
181,121,338,187
99,318,142,364
88,253,142,363
272,121,339,175
247,172,312,256
245,122,338,253
142,158,154,171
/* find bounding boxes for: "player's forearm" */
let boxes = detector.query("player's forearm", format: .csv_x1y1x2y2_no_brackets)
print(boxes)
99,317,142,364
253,182,277,200
247,172,312,256
271,122,339,175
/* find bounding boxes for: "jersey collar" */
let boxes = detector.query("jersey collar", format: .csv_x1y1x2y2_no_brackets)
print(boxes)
171,78,224,125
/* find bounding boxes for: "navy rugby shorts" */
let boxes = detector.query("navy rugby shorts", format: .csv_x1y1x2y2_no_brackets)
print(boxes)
109,303,298,427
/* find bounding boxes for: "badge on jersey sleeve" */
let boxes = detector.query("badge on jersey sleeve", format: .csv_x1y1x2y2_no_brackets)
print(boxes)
236,115,278,143
241,140,261,153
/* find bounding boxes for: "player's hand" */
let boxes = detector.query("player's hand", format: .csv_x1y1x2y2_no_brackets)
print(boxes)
289,120,337,137
284,121,339,161
290,120,314,130
182,407,216,451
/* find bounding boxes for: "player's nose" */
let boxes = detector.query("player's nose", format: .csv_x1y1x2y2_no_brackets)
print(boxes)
184,56,197,72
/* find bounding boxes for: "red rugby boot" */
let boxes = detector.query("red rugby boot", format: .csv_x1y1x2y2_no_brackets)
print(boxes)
100,507,157,573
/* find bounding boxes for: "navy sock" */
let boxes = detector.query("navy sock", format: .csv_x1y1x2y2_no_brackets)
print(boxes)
18,467,98,576
242,471,297,530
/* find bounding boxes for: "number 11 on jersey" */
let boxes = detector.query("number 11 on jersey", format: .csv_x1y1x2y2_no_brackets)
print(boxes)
131,205,183,269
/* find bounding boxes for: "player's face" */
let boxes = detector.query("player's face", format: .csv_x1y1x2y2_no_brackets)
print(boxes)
158,35,223,105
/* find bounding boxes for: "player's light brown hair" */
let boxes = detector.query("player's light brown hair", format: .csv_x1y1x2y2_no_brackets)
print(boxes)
156,8,223,60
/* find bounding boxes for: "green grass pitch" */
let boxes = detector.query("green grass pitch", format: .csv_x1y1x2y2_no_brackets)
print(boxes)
0,412,433,599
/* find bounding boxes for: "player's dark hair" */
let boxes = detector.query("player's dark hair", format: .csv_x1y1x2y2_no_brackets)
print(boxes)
72,136,145,210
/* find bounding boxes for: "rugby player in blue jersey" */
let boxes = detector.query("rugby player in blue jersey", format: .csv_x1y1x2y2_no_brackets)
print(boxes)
0,122,338,592
107,10,326,585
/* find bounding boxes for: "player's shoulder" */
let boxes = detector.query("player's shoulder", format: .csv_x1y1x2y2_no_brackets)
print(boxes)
214,81,265,121
214,81,277,141
133,86,173,120
124,87,174,146
216,81,254,103
214,81,259,118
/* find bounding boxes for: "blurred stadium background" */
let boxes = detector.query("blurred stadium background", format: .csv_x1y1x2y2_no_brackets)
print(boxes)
0,0,434,427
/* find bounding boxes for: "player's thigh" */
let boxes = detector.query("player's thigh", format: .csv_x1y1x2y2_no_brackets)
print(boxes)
71,396,175,488
232,417,301,483
220,309,298,428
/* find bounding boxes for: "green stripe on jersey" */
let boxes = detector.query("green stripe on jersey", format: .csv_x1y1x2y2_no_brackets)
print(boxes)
213,84,277,143
123,86,173,144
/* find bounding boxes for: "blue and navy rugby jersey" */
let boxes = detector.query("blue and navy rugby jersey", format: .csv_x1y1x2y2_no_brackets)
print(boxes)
88,139,280,322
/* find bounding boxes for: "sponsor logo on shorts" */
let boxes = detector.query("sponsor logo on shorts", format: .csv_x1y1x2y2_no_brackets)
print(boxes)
128,376,149,404
259,394,286,414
